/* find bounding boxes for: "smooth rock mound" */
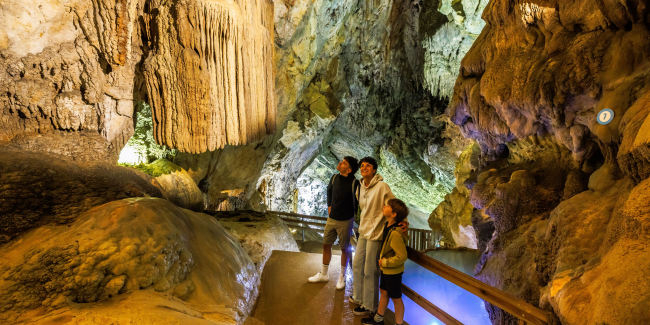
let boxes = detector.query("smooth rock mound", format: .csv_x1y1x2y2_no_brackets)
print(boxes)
136,159,204,211
0,198,259,324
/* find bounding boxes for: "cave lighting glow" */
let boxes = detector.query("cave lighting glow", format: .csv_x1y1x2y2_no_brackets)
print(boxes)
388,254,491,325
117,144,146,165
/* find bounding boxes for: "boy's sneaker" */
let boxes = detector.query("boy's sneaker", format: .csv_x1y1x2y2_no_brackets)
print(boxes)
362,318,384,325
349,295,361,305
336,276,345,290
362,313,385,325
308,272,329,283
353,306,371,316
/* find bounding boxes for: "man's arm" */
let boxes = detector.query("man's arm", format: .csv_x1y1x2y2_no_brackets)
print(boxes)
327,175,334,215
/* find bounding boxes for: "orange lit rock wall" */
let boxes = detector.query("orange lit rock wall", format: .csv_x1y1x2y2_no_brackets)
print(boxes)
448,0,650,182
445,1,650,324
143,0,276,153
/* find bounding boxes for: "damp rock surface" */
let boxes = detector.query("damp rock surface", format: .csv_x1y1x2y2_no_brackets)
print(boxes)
0,150,162,241
216,210,300,274
133,159,205,211
0,198,259,324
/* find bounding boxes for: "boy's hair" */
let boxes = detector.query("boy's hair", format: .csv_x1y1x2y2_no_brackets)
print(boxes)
344,156,359,175
359,156,378,171
388,198,409,224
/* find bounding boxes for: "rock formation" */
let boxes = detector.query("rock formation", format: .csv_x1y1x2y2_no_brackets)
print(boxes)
5,0,650,324
0,198,260,324
143,0,276,153
217,210,300,273
0,151,163,244
0,0,142,163
145,159,205,211
444,1,650,324
251,0,477,226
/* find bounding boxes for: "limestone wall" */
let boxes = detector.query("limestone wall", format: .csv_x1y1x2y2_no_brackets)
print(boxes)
444,1,650,324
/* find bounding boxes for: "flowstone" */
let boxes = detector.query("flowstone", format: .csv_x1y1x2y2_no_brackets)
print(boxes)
0,198,259,324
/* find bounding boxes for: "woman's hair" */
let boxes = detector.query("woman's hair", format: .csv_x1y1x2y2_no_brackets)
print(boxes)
388,198,409,224
359,156,378,171
344,156,359,175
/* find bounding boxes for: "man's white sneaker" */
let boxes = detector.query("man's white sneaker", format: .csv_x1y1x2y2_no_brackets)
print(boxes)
336,276,345,290
308,272,329,283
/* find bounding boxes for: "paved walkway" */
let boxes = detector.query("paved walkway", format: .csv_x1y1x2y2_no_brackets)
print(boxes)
246,250,406,325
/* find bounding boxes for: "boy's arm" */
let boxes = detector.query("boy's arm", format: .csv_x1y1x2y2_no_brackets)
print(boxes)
381,234,408,268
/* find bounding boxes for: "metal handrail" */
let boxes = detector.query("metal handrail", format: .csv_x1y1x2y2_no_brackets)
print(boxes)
269,211,327,241
268,210,551,325
267,210,328,222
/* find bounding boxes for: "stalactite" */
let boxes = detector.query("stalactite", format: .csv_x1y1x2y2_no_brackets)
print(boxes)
143,0,276,154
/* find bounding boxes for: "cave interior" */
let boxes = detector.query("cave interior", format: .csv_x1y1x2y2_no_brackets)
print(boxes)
1,0,650,324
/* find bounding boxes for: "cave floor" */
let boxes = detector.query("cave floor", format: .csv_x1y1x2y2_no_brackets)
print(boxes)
246,250,407,325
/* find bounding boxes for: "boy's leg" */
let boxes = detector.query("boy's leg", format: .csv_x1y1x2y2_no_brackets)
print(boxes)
377,274,388,314
352,235,368,302
386,272,404,324
392,298,404,324
362,240,382,311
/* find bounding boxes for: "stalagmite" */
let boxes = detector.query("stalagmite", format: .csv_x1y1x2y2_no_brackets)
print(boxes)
143,0,275,153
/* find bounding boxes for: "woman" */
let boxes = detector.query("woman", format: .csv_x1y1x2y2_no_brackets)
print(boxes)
350,156,407,316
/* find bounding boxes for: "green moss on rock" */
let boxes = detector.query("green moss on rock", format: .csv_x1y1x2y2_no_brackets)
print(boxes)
123,159,183,178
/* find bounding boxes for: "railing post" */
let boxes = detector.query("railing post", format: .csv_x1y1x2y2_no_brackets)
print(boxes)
302,229,305,242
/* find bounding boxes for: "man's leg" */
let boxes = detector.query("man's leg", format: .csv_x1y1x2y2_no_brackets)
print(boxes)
352,235,368,302
335,219,353,289
362,240,382,311
323,243,332,265
341,244,349,268
309,222,336,282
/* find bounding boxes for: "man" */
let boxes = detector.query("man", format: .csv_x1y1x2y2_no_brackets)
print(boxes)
350,156,408,316
308,156,360,290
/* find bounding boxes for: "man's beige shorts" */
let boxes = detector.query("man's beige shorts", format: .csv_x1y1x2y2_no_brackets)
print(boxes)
323,218,354,249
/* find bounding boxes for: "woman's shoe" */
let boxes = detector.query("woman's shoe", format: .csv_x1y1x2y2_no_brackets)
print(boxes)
353,306,371,316
349,295,361,305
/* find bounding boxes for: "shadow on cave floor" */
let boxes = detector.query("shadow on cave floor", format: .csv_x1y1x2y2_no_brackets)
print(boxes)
246,251,407,325
296,240,342,255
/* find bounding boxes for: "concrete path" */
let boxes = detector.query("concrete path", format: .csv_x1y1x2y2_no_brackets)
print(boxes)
246,250,406,325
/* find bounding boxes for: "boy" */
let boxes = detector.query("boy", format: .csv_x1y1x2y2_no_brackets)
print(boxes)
308,156,360,290
363,198,409,325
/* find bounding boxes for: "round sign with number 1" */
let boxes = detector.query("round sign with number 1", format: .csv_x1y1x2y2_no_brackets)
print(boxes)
597,108,614,125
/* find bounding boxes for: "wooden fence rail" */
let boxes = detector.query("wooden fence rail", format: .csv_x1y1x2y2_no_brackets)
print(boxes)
271,211,434,251
268,210,552,325
407,228,434,251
